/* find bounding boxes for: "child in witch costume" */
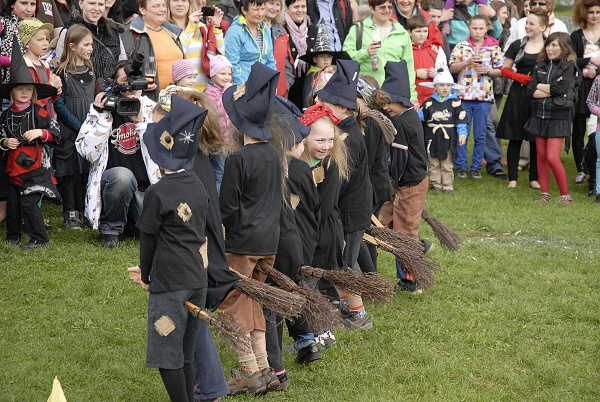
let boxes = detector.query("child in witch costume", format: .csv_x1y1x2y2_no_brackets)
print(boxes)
418,67,468,194
128,94,211,402
264,97,321,377
314,59,374,330
1,39,59,249
378,60,429,293
217,62,282,396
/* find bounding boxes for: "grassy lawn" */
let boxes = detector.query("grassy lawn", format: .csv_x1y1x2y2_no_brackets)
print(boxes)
1,146,599,401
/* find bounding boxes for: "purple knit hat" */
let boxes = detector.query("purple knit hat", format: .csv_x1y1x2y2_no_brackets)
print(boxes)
209,55,232,78
172,59,197,83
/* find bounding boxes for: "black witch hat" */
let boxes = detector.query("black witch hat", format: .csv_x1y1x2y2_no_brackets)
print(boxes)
0,36,58,100
299,22,350,65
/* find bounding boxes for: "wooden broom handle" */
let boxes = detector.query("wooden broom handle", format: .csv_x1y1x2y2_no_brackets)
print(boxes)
371,214,384,228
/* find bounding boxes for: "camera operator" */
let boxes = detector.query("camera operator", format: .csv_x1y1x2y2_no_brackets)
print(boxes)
76,60,161,249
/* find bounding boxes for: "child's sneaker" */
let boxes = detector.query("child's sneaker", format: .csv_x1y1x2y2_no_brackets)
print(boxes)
394,279,423,294
296,343,321,364
315,331,336,351
277,372,290,390
342,312,373,330
63,211,82,230
457,168,467,179
535,193,551,203
558,194,572,205
470,169,482,180
227,366,266,395
575,172,587,184
261,367,283,391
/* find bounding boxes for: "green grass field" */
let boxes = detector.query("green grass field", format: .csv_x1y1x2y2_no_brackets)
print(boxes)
1,145,599,401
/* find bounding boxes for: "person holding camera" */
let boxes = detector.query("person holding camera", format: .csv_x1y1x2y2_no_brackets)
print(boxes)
121,0,184,101
76,59,161,248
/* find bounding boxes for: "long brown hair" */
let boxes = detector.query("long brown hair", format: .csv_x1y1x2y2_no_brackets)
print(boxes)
175,90,229,155
573,0,600,28
56,24,94,74
537,32,577,63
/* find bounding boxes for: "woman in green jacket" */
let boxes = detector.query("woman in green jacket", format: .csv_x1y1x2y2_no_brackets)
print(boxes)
343,0,417,103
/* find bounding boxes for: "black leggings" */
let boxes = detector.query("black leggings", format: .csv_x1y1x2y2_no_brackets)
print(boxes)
507,140,538,182
572,113,588,173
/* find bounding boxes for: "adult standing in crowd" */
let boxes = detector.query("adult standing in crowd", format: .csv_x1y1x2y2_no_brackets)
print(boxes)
121,0,183,100
104,0,124,23
0,0,38,83
55,0,126,81
505,0,567,49
571,0,600,187
446,0,503,48
344,0,416,102
305,0,353,52
265,0,294,98
496,10,547,189
171,0,227,90
392,0,443,49
55,0,74,27
283,0,317,106
224,0,276,85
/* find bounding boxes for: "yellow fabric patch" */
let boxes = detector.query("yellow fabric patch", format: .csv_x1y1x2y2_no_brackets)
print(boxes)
425,101,432,109
312,166,325,185
154,315,176,337
458,111,466,120
200,238,208,269
177,202,192,222
160,131,174,150
452,101,462,108
290,193,300,210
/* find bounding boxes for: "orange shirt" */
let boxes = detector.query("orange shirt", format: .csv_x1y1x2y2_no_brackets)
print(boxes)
146,28,183,90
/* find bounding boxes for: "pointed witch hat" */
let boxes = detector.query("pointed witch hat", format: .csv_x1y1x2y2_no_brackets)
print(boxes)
315,59,360,110
300,21,349,65
0,36,57,100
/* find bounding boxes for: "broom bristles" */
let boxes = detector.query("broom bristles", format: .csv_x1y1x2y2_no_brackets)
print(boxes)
366,226,423,254
255,260,342,333
185,302,252,354
297,266,394,303
363,234,438,290
231,270,306,321
421,209,462,252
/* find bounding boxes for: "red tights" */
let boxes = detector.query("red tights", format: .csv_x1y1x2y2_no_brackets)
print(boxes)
535,136,569,195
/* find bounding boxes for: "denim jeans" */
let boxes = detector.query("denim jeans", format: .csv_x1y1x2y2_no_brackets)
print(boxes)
343,229,365,272
596,131,600,195
456,100,492,171
485,115,504,174
193,323,230,401
99,167,144,235
209,152,226,195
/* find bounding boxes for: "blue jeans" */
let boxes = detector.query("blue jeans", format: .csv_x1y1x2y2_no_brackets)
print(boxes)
343,229,365,272
99,167,144,235
193,323,230,400
456,100,492,171
485,115,504,174
596,131,600,195
209,152,226,195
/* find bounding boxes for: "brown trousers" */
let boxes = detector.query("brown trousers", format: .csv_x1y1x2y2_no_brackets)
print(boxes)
217,253,275,334
379,177,428,239
428,150,454,192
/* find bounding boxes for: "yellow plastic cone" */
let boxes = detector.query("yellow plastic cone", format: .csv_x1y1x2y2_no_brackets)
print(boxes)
47,376,67,402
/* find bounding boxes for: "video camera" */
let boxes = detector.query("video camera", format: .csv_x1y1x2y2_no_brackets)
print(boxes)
99,53,148,116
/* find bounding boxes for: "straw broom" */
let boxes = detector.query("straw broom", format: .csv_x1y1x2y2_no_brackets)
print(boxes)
230,268,306,321
421,209,462,252
254,259,342,334
367,215,424,255
362,234,438,290
127,269,251,353
185,301,252,354
297,265,394,303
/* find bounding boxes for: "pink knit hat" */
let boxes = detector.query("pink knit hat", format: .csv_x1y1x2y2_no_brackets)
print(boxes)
172,59,197,83
209,55,232,78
